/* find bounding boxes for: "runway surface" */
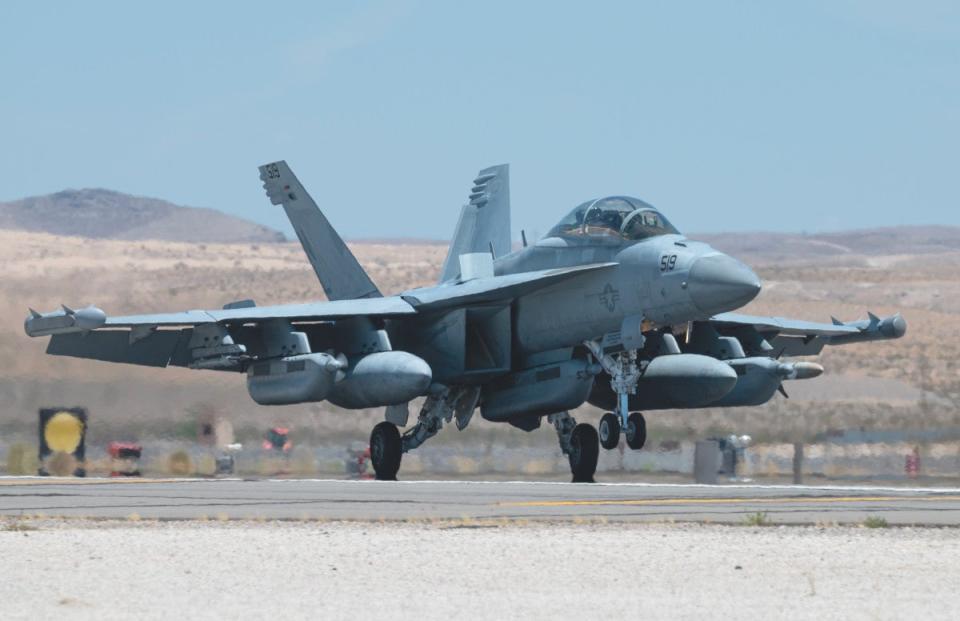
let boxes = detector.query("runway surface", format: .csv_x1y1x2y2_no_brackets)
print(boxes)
2,477,960,524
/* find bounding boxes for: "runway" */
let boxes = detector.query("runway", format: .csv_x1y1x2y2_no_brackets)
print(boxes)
2,477,960,524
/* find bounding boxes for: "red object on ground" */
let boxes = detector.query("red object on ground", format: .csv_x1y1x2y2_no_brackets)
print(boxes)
108,442,142,477
263,427,292,452
108,442,142,459
905,446,921,479
357,446,372,480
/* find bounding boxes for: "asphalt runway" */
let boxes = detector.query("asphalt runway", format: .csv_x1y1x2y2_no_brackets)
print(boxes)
2,477,960,524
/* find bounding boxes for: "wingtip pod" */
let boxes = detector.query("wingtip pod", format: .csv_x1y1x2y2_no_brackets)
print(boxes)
829,311,906,344
878,312,907,339
24,305,106,337
861,311,906,339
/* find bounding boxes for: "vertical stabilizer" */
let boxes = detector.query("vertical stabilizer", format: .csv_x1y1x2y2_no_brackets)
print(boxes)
259,161,381,300
439,164,510,282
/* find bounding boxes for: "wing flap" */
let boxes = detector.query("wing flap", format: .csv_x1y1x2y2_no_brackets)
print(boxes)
47,330,187,367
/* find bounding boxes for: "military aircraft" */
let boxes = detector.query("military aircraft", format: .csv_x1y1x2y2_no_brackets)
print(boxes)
25,161,906,481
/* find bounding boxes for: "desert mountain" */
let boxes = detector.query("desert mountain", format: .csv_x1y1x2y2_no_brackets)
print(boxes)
0,188,285,243
695,226,960,261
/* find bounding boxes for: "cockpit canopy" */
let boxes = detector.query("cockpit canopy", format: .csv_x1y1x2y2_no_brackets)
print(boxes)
546,196,679,242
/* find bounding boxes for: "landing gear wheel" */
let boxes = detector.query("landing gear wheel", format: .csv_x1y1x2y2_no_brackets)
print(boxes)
598,413,620,450
568,423,599,483
370,422,402,480
626,412,646,450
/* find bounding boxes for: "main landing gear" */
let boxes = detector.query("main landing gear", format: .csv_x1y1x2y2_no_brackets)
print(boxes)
370,421,402,481
369,386,480,481
549,412,599,482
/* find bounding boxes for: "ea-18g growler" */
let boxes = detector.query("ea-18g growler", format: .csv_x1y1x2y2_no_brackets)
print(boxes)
25,162,906,481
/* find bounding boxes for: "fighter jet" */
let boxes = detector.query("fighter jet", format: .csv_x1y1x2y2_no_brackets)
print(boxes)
25,161,906,481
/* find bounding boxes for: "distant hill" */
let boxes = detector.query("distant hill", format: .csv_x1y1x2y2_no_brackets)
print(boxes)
694,226,960,261
0,188,285,243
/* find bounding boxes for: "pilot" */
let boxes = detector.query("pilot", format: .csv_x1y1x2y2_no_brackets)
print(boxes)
584,206,625,236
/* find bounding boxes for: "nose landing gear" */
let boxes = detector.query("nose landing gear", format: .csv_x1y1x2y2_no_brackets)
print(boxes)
584,340,648,454
626,411,646,450
599,413,620,450
599,411,646,450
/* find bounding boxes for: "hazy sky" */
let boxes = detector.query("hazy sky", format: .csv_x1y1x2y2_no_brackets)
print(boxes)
1,1,957,240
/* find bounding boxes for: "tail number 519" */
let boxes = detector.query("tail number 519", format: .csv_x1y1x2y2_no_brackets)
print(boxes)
660,254,677,271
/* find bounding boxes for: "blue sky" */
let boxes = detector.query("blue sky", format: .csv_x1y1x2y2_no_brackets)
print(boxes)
1,1,957,240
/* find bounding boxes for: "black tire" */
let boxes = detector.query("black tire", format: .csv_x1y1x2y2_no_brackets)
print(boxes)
626,412,647,450
598,413,620,450
370,422,402,480
569,423,599,483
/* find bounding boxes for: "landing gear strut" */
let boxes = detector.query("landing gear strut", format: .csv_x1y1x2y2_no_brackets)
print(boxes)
372,386,480,481
584,340,646,452
549,412,599,482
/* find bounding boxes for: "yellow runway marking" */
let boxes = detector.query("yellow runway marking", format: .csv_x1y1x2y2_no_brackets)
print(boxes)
0,478,197,487
501,495,960,508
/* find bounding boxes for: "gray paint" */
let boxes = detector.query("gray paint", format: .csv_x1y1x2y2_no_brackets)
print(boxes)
480,358,598,422
439,164,510,282
259,161,381,301
589,354,739,411
327,351,432,409
246,352,343,405
24,160,907,459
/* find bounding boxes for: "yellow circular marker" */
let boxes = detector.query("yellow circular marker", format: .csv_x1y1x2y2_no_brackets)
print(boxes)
44,411,84,453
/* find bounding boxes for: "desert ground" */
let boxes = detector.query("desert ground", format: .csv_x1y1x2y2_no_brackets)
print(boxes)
2,518,958,620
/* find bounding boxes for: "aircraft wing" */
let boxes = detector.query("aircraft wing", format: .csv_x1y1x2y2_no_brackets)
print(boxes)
404,262,617,310
25,263,615,369
102,297,415,328
24,297,417,370
709,311,907,357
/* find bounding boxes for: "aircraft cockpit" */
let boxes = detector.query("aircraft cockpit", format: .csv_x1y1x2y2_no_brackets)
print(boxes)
545,196,680,242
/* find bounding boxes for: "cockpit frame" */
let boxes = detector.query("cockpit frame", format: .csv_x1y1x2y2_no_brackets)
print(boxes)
545,196,680,243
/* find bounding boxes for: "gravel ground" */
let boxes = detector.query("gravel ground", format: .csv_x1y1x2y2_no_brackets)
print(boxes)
1,519,957,620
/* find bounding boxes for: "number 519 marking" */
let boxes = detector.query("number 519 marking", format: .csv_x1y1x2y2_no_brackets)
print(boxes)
660,254,677,271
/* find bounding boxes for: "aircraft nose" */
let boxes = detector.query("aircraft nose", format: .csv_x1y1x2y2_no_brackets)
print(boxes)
688,254,761,313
